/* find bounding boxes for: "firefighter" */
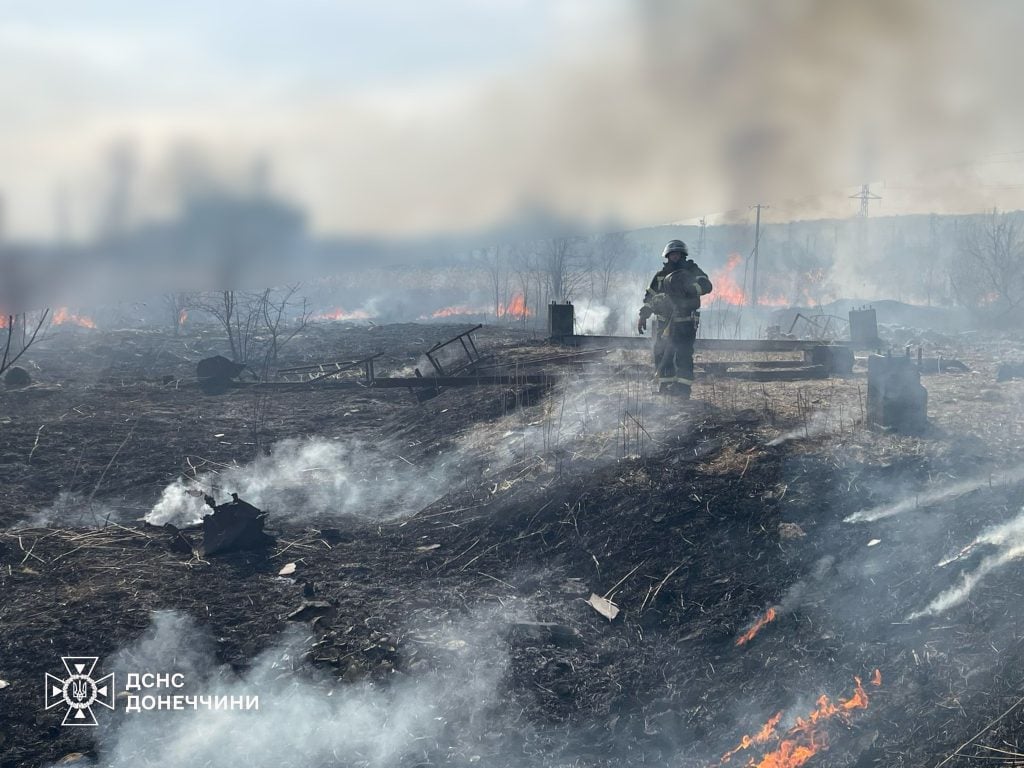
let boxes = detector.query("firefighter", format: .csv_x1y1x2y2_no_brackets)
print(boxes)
637,240,713,397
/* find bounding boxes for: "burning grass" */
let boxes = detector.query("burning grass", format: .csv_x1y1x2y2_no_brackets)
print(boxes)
719,675,878,767
5,323,1024,767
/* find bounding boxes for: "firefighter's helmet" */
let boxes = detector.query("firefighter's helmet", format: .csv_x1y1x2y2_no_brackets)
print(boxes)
662,240,688,259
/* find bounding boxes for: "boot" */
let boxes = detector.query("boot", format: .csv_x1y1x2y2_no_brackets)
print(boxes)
658,380,674,394
675,383,691,399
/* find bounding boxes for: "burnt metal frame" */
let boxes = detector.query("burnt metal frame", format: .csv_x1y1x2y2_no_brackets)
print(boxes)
423,324,484,377
277,353,382,385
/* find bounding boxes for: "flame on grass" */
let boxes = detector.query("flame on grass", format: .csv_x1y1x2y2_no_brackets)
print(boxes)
709,255,788,307
430,294,532,320
315,307,372,321
710,254,747,305
497,293,531,319
719,673,881,767
430,304,489,318
720,711,783,764
53,307,96,328
736,607,778,646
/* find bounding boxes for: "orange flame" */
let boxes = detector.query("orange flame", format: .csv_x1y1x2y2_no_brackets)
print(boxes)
720,677,873,768
871,668,882,687
710,254,747,306
428,294,533,320
52,307,96,329
721,711,783,764
178,308,188,325
430,304,489,318
497,293,532,319
0,314,7,329
314,307,372,321
708,254,788,307
736,607,778,646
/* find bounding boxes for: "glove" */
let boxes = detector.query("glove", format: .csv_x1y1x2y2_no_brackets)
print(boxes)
637,315,647,334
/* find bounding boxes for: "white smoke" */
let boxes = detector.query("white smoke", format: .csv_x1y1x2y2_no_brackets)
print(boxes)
10,490,121,530
572,299,612,336
909,508,1024,619
72,608,510,768
767,411,839,447
147,436,452,527
844,465,1024,523
147,370,690,527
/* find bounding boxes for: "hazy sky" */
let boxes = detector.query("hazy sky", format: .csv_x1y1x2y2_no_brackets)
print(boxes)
3,0,1024,240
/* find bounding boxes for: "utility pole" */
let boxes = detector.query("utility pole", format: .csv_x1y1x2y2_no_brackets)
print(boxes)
697,216,706,258
750,203,768,307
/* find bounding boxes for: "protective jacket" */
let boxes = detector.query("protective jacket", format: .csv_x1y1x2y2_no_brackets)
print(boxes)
640,259,713,321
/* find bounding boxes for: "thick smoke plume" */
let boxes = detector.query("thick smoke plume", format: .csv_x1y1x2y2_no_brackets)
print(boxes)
6,1,1024,309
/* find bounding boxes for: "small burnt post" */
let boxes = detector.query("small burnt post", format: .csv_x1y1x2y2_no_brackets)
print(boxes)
867,354,928,433
849,307,880,349
548,302,574,341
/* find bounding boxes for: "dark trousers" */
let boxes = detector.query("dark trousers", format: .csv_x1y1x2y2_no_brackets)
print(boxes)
653,318,697,384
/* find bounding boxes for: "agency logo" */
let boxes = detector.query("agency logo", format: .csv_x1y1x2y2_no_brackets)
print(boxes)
45,657,115,726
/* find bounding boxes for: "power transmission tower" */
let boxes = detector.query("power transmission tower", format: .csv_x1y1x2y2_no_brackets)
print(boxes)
849,183,881,256
849,183,881,218
750,203,768,307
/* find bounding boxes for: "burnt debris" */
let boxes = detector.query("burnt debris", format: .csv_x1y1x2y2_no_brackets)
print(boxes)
201,493,275,556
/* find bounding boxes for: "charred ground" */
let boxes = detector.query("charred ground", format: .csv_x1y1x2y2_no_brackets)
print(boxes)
4,322,1024,767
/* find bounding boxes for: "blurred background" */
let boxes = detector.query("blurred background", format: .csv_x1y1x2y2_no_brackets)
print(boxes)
2,0,1023,326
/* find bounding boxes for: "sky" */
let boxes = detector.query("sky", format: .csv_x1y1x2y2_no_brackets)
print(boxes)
3,0,1024,241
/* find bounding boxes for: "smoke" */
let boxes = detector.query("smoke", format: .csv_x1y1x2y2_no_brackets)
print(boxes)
572,298,613,335
10,490,121,530
844,465,1024,523
767,410,841,447
143,438,452,528
146,436,454,527
7,1,1024,309
908,508,1024,619
72,608,510,768
147,369,678,528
